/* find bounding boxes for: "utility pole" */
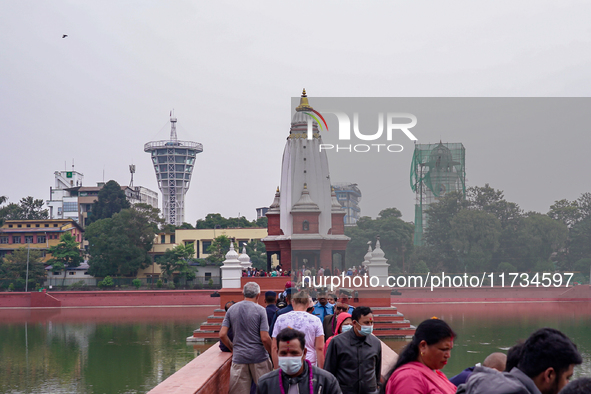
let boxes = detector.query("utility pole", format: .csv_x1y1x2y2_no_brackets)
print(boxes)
25,244,30,292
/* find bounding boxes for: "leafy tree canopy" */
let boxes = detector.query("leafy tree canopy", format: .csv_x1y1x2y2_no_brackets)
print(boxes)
0,196,49,223
86,205,162,277
205,235,232,265
196,213,267,229
161,222,195,233
47,232,84,285
345,208,414,272
245,240,267,270
87,180,131,225
1,247,46,287
156,243,197,280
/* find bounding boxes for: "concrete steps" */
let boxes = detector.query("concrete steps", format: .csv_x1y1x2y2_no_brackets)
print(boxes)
188,304,415,341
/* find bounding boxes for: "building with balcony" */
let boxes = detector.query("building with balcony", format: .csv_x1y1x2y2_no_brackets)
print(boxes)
46,170,158,228
332,183,362,226
0,219,84,262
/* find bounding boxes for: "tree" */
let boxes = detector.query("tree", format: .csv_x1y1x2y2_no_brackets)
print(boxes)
466,185,523,269
19,197,49,219
195,213,266,229
255,217,268,228
161,222,195,233
245,240,267,270
0,196,49,222
87,180,131,225
345,208,414,272
548,199,580,228
577,192,591,220
510,213,568,271
467,185,522,228
0,196,7,226
205,235,231,265
2,247,46,289
0,203,23,221
423,191,470,271
86,205,163,277
47,232,84,287
156,243,196,281
569,216,591,265
450,209,502,272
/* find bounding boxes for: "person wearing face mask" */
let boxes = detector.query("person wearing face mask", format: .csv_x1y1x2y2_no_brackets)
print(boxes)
323,298,351,340
382,318,457,394
324,306,382,394
257,328,342,394
323,312,352,356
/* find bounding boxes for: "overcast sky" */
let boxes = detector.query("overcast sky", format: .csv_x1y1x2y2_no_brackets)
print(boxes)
1,1,590,224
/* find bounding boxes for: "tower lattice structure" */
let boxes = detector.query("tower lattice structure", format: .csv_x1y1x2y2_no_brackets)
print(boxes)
410,142,465,246
144,115,202,225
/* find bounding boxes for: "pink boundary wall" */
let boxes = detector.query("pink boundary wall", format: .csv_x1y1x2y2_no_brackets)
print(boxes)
1,286,589,309
148,340,398,394
391,285,591,303
0,290,218,308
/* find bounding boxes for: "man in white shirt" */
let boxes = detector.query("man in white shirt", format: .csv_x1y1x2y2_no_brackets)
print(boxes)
271,290,324,368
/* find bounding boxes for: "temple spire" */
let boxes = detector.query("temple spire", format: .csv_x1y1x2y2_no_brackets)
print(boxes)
296,88,313,112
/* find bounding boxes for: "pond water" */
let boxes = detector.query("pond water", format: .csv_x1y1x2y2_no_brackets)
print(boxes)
384,301,591,379
0,307,214,394
1,301,590,393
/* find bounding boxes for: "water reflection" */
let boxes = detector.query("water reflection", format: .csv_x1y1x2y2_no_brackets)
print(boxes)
0,307,214,394
385,301,591,378
1,302,589,393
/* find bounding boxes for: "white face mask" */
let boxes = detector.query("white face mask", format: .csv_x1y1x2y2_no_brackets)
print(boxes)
278,356,303,375
341,324,353,333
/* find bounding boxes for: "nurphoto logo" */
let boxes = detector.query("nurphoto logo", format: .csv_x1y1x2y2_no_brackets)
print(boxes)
305,110,418,153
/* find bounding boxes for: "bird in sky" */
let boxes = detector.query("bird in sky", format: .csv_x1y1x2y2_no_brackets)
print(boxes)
62,34,68,38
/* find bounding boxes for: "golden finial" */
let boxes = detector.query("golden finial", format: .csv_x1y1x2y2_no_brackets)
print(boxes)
276,186,280,193
296,89,312,112
303,183,308,189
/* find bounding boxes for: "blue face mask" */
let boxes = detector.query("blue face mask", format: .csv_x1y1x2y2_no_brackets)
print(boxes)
278,356,303,375
341,324,353,333
359,324,373,336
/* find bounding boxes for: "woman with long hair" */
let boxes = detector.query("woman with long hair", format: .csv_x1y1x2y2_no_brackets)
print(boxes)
382,318,457,394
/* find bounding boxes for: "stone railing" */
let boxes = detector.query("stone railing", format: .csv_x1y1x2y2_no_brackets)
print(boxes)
148,340,398,394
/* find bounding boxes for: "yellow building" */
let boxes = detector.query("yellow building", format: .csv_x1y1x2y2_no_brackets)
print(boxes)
0,219,84,263
137,227,269,279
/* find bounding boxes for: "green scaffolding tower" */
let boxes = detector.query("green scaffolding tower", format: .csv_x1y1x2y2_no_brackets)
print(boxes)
410,142,466,246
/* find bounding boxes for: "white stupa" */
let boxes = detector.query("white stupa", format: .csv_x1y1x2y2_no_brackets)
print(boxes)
279,89,333,237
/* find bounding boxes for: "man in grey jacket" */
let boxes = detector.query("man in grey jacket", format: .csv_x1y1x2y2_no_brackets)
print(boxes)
459,328,582,394
257,327,341,394
324,306,382,394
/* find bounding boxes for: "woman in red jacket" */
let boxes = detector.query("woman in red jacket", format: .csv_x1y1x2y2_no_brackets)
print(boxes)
323,312,352,356
383,318,457,394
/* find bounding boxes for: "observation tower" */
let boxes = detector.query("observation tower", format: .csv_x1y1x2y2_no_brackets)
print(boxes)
410,142,465,246
144,114,203,225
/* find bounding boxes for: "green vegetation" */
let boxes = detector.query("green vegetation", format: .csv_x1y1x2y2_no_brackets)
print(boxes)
87,180,131,225
156,243,197,282
196,213,267,229
411,185,590,274
86,204,163,277
132,278,141,289
0,248,46,290
47,233,84,287
0,196,49,224
343,186,590,278
345,208,414,272
98,276,114,288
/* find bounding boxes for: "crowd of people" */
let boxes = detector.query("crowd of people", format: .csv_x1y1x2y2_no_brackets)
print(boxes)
219,281,588,394
242,266,291,277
